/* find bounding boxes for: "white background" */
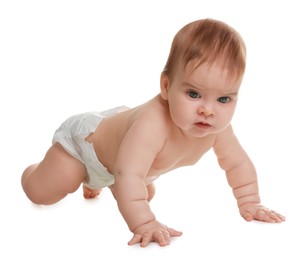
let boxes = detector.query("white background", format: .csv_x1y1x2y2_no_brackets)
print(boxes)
1,0,305,259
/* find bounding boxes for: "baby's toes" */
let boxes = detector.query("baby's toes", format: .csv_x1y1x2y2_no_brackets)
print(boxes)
83,185,101,199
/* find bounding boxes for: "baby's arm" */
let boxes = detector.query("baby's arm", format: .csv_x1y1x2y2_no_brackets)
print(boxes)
213,125,285,223
112,116,182,247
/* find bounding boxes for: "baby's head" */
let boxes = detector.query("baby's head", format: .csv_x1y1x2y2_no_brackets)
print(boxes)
162,19,246,82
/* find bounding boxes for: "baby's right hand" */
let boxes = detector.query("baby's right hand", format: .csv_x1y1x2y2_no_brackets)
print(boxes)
128,220,183,247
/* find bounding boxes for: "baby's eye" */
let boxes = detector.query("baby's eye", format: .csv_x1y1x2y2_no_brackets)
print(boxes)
187,91,201,99
217,96,231,104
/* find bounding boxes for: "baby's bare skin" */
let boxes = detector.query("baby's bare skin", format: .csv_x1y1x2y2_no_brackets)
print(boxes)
88,98,216,185
82,185,101,199
21,19,285,247
84,84,284,247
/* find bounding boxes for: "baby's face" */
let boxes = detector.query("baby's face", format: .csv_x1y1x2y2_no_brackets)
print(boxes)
162,62,243,138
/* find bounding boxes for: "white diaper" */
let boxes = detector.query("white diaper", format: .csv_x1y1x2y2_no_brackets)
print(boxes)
52,107,127,189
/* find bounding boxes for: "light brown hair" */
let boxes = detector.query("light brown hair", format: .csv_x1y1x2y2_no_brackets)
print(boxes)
163,18,246,80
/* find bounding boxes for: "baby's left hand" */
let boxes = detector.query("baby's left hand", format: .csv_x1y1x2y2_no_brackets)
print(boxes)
239,203,285,223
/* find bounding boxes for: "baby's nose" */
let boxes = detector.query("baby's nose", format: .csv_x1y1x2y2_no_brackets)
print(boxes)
197,105,215,117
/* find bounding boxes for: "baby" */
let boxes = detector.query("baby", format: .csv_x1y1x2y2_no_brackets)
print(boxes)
21,18,285,247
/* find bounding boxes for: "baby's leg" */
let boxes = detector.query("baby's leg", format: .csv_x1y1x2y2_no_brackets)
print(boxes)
21,143,87,205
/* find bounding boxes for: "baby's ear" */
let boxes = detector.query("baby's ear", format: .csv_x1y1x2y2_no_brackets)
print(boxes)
160,73,170,100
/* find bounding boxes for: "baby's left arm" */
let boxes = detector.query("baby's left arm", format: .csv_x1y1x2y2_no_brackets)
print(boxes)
213,125,285,223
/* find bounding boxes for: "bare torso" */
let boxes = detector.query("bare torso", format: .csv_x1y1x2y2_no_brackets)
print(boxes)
86,95,216,184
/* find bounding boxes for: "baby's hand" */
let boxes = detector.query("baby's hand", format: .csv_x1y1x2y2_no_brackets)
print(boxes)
128,220,182,247
239,203,285,223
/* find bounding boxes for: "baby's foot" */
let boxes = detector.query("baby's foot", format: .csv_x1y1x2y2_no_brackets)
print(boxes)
83,185,101,199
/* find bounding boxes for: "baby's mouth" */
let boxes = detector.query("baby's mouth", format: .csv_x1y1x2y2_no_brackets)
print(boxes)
195,122,212,129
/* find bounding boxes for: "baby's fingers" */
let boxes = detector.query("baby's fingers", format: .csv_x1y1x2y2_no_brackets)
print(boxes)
140,232,155,247
128,231,171,247
128,233,152,247
255,209,285,223
128,234,142,246
136,231,169,247
152,230,171,247
152,227,182,247
273,212,286,222
241,211,254,222
166,227,183,237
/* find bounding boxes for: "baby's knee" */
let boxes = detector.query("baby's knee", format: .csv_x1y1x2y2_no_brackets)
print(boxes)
21,168,42,204
21,164,37,192
21,164,66,205
23,184,67,205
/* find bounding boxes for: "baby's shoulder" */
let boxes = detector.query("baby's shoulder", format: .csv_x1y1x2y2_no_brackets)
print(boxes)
131,96,169,122
213,124,237,149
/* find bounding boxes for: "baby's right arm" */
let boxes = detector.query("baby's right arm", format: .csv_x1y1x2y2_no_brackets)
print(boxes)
112,115,182,247
114,172,182,247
